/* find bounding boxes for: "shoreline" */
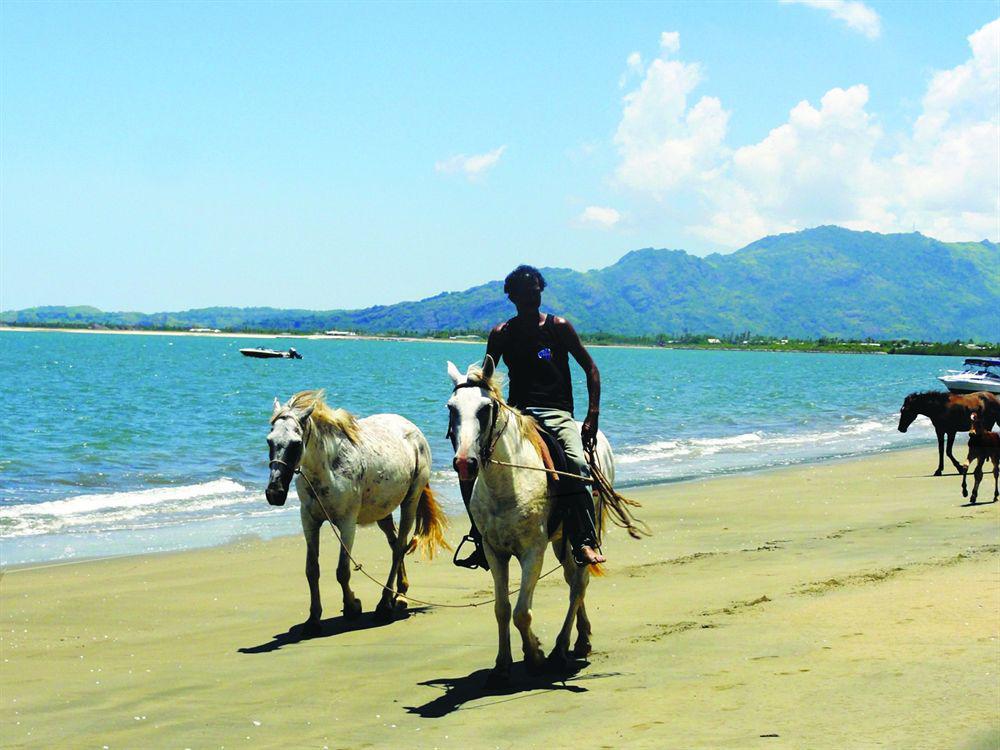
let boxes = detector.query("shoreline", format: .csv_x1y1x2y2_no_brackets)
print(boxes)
0,324,484,346
2,446,996,748
3,325,982,356
1,444,936,572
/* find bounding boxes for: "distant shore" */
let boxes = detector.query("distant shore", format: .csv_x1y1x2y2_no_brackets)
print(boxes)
2,447,997,749
0,325,481,345
3,324,991,356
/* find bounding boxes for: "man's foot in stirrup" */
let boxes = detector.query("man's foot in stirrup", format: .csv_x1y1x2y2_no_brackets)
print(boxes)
574,545,606,566
453,536,490,570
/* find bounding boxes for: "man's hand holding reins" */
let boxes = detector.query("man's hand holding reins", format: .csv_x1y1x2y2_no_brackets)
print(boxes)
582,409,599,453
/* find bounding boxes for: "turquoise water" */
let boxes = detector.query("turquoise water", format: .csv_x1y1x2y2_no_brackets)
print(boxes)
0,330,949,565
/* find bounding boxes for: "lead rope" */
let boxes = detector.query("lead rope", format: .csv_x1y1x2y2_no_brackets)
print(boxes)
293,467,562,609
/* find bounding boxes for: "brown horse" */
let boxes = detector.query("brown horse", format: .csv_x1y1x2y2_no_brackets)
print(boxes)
897,390,1000,476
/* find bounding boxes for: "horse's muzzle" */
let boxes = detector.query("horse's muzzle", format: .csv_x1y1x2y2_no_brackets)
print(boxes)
453,456,478,482
266,485,288,506
266,468,291,506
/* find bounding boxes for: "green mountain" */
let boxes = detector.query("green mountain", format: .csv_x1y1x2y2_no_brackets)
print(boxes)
4,227,998,340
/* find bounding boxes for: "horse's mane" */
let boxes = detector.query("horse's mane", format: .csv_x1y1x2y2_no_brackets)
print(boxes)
464,364,505,402
906,390,951,405
283,389,362,444
464,365,554,471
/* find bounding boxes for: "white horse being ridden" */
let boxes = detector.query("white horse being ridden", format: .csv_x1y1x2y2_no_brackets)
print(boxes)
446,358,615,685
266,390,449,630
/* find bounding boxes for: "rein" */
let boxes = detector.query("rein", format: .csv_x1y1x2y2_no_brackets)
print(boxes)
452,383,649,540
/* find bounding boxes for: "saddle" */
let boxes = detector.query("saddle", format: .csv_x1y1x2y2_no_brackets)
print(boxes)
530,422,577,539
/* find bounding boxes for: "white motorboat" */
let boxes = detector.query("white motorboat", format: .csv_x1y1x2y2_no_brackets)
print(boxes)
938,357,1000,394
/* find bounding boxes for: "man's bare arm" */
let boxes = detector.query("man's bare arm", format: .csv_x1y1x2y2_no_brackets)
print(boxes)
555,317,601,448
485,323,506,370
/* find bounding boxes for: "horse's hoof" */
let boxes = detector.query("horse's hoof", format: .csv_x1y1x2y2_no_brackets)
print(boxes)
571,640,592,658
933,470,943,477
963,488,969,497
373,601,395,624
546,648,572,672
485,668,510,690
523,652,547,676
343,598,363,620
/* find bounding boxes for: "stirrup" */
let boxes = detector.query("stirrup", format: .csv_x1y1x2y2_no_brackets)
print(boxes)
453,535,489,570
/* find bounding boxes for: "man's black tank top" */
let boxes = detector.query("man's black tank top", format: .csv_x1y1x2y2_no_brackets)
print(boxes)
502,314,574,413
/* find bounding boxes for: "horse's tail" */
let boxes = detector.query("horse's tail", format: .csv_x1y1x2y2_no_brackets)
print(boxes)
588,562,606,577
412,484,452,559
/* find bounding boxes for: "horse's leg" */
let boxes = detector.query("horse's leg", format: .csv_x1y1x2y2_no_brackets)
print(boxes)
934,429,945,476
301,512,323,635
989,457,1000,503
335,519,363,619
484,543,513,687
970,458,984,504
512,547,547,675
574,600,593,658
376,516,409,596
945,431,966,474
549,540,590,669
375,493,418,623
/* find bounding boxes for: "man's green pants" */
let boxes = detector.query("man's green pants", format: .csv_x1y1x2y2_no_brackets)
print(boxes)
523,407,600,560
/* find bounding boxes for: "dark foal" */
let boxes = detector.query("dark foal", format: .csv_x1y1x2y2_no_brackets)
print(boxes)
897,391,1000,476
962,412,1000,504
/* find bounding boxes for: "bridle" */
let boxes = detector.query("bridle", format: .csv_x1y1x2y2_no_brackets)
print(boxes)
268,413,309,478
448,381,510,466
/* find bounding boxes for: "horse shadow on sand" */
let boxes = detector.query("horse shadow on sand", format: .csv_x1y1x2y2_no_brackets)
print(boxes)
237,603,431,654
960,498,998,508
404,659,623,718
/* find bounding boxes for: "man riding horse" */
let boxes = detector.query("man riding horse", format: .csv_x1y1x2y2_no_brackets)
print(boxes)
454,264,606,569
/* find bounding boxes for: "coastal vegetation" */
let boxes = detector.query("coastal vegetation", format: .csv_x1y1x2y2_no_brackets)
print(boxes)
4,227,998,346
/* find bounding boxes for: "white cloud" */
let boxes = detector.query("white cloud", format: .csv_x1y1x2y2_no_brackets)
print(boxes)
614,31,729,195
435,145,507,179
659,31,681,54
579,206,622,229
780,0,882,40
620,51,645,88
612,23,1000,246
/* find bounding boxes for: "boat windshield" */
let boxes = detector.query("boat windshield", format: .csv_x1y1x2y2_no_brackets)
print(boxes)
963,362,1000,377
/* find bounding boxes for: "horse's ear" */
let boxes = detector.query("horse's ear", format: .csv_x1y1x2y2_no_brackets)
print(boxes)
482,354,495,381
447,361,463,386
298,404,315,422
272,397,282,418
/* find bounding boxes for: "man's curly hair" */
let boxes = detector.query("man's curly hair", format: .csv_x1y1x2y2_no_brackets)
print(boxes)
503,264,546,296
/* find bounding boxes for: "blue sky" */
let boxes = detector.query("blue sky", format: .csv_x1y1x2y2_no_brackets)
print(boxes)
2,1,997,312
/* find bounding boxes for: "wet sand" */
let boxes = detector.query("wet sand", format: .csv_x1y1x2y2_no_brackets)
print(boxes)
2,448,997,749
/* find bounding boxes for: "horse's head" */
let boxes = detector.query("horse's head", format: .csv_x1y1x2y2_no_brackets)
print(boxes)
446,355,499,483
265,397,315,506
897,394,919,433
970,411,986,435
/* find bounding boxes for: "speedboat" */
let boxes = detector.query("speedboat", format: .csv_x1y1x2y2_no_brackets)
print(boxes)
938,357,1000,394
240,347,303,360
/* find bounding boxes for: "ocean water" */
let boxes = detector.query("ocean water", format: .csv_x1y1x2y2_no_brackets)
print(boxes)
0,330,949,565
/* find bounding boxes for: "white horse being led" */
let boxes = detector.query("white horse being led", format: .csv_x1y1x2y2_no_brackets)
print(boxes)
446,357,615,685
266,390,449,630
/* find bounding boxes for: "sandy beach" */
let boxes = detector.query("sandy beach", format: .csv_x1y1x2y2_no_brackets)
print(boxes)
2,448,997,749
